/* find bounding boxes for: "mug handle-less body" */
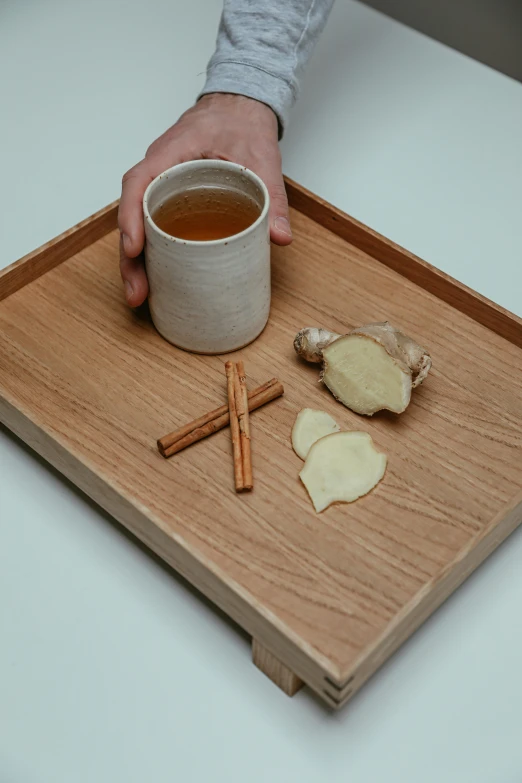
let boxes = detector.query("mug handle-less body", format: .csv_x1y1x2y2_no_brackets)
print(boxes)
143,160,270,355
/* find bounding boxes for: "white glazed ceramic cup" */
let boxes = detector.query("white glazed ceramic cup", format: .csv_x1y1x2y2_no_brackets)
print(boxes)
143,160,270,354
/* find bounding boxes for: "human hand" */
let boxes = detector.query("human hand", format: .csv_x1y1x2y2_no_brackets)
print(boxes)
118,93,292,307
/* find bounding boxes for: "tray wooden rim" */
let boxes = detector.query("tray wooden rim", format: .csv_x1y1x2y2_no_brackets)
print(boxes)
1,178,521,709
2,177,521,351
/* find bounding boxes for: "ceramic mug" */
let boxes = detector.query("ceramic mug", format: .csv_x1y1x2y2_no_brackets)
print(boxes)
143,160,270,354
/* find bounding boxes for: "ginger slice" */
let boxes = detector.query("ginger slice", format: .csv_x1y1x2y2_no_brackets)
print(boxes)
294,322,431,415
300,431,387,513
291,408,340,460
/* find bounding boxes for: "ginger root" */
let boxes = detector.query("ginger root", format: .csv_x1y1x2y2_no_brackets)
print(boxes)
294,322,431,415
293,327,342,364
291,408,340,459
300,431,387,512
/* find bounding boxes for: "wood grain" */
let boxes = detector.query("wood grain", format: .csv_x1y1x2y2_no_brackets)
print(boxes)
285,178,522,349
252,639,304,697
0,201,118,301
1,188,521,708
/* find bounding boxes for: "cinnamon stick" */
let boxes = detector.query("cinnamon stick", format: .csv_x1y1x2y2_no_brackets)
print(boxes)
226,361,244,492
235,361,253,490
157,378,282,458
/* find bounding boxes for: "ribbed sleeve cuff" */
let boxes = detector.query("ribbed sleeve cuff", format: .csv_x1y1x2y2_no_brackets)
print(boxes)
198,60,296,138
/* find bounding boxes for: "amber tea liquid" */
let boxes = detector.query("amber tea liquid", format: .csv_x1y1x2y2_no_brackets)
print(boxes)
151,186,261,241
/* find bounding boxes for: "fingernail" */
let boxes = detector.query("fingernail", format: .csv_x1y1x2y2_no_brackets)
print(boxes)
274,217,292,237
122,233,132,254
124,280,134,301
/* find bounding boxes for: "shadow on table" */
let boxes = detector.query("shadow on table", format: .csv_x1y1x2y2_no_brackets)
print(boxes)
0,421,250,646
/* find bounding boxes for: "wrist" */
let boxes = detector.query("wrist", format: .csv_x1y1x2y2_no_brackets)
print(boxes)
198,92,278,127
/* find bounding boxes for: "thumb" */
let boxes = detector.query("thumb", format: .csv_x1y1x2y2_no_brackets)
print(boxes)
258,165,292,246
118,161,155,258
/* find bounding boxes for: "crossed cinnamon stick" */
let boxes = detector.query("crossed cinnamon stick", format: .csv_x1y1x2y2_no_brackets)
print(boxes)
225,360,253,492
157,367,284,492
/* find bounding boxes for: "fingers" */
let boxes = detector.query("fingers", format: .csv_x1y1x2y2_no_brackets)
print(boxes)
118,160,156,306
118,162,155,258
119,236,149,307
255,155,293,246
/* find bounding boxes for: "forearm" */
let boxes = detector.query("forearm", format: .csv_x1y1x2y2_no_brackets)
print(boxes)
199,0,335,135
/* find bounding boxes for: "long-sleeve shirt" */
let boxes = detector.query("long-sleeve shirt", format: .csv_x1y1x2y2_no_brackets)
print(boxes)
199,0,335,135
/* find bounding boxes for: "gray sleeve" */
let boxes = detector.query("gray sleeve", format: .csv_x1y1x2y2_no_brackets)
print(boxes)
199,0,335,135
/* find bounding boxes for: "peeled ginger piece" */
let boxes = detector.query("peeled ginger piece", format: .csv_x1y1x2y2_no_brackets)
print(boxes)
292,408,340,459
300,431,387,513
322,335,412,415
294,322,431,416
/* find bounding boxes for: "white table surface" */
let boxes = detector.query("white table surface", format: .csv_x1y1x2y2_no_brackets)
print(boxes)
1,2,522,781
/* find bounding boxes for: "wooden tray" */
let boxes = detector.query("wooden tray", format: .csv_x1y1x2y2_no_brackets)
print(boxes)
1,179,521,709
